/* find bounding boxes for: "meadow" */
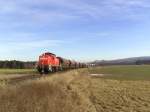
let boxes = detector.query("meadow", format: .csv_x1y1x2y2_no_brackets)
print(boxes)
0,69,37,85
89,65,150,80
0,66,150,112
0,69,36,75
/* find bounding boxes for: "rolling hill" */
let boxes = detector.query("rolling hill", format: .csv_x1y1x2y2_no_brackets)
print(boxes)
91,56,150,65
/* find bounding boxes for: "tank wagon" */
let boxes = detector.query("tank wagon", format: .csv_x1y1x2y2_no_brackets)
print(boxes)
37,52,87,74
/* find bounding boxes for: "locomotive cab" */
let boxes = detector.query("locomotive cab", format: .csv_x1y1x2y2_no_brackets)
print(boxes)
37,52,60,74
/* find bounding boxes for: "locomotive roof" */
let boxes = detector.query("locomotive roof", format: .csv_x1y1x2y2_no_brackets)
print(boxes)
44,52,56,56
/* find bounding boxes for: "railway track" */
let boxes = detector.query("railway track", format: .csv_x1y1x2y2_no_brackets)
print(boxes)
2,69,84,85
6,74,41,85
0,70,74,85
5,71,66,85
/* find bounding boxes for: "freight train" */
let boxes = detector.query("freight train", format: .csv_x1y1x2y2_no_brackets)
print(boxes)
36,52,87,74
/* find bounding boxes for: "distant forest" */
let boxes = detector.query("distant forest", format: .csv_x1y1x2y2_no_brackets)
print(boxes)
0,60,36,69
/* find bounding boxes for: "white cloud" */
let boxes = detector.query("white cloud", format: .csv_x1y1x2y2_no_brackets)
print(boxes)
0,38,64,55
0,0,149,30
107,0,150,8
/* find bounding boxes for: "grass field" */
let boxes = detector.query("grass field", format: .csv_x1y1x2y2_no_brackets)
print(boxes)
0,69,37,75
89,65,150,80
0,66,150,112
0,69,37,85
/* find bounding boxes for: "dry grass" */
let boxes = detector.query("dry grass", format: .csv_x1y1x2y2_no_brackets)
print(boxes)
0,69,96,112
0,68,150,112
71,76,150,112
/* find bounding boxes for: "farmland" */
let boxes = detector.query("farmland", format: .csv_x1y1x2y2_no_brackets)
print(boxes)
89,65,150,80
0,69,37,85
0,69,36,75
0,65,150,112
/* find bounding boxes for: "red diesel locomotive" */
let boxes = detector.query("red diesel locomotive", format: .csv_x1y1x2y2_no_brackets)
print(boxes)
37,52,87,74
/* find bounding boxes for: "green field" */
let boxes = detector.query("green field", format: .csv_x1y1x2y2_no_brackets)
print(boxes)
89,65,150,80
0,69,37,75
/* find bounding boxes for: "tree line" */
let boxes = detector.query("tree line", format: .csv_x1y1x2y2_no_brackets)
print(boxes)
0,60,36,69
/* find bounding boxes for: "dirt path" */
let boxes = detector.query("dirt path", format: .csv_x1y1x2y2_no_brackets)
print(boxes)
89,74,105,77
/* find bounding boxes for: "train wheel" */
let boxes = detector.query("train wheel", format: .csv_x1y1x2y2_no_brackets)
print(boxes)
60,67,63,71
48,65,52,72
56,67,59,72
37,66,42,74
51,67,54,72
44,69,49,74
53,67,57,72
44,67,49,74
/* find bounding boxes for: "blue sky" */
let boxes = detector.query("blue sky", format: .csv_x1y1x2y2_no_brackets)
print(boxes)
0,0,150,61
